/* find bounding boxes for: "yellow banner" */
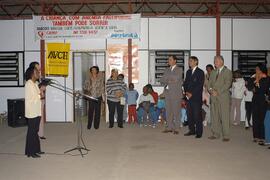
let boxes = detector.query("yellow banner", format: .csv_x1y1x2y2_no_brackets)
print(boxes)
46,43,70,76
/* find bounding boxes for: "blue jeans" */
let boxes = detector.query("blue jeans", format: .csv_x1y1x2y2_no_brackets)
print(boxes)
149,106,157,124
181,108,187,123
155,108,166,122
264,110,270,144
137,106,155,125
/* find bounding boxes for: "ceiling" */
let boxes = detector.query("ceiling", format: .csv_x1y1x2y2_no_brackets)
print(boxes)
0,0,270,19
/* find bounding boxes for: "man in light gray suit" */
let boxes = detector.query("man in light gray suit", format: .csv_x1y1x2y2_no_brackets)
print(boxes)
208,55,232,142
160,55,183,134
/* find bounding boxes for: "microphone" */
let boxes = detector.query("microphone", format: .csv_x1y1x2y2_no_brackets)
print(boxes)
41,77,54,81
39,78,55,86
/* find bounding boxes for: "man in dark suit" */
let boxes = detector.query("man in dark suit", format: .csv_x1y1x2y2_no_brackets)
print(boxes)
183,56,205,138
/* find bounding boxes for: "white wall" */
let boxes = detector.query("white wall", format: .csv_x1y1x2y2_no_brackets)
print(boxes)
138,18,149,50
1,17,270,122
190,50,232,71
191,18,232,51
134,51,149,94
24,20,40,51
0,20,24,51
221,19,232,50
70,39,106,51
0,37,38,112
233,19,270,50
45,77,67,122
191,18,216,50
149,18,190,50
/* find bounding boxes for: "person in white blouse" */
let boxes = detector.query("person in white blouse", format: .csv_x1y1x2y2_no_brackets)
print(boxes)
244,78,253,129
29,62,46,139
25,66,45,158
230,70,246,126
137,86,155,126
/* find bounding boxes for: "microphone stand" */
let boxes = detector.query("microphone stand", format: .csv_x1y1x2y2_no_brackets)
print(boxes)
48,81,97,157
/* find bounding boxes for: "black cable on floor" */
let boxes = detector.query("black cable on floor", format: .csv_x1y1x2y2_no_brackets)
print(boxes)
0,151,89,157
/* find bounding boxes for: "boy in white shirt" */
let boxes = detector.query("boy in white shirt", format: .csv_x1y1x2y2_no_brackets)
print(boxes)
137,86,155,126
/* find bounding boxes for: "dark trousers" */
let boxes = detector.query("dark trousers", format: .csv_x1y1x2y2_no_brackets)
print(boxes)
245,101,252,126
87,96,102,129
25,116,41,156
187,101,203,136
107,100,124,127
252,98,266,140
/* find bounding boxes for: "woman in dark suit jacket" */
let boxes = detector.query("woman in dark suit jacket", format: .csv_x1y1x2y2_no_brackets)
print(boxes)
250,64,270,144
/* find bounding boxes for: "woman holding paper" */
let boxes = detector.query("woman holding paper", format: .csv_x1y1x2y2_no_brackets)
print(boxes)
84,66,105,130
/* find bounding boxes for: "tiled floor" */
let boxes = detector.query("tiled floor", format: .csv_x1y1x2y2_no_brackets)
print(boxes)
0,121,269,180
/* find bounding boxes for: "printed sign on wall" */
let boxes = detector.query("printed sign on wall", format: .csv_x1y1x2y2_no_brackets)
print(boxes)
34,14,141,40
46,43,70,76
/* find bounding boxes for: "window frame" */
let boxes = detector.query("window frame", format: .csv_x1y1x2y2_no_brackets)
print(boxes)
0,51,25,88
148,50,189,86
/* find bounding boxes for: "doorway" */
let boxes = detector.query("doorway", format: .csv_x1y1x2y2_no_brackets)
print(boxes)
73,51,106,121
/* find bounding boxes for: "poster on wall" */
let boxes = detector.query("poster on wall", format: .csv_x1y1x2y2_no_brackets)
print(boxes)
33,14,140,40
107,44,139,83
46,43,70,76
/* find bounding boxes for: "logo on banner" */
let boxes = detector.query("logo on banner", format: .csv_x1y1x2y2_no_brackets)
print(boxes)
38,31,45,39
48,51,68,60
46,43,70,76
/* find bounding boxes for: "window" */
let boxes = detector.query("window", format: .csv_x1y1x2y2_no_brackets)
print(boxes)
149,50,189,86
232,51,270,78
0,52,24,87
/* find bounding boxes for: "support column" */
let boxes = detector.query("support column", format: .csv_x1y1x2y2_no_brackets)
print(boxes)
128,38,132,84
40,40,45,77
216,0,221,56
127,0,133,85
40,2,47,122
40,39,46,122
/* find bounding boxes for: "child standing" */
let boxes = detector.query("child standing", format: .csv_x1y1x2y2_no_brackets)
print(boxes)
146,84,159,127
180,98,188,127
202,100,210,126
125,83,139,124
244,78,253,129
155,93,166,126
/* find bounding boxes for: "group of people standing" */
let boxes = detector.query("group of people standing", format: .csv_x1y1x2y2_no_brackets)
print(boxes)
83,55,270,149
158,55,230,141
247,64,270,147
160,55,232,141
83,67,126,129
163,55,270,149
24,54,270,158
82,55,232,143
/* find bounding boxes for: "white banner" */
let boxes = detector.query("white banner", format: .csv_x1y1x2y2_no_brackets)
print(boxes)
33,14,141,40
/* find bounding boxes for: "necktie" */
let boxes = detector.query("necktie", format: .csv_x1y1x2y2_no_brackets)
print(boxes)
216,69,219,80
